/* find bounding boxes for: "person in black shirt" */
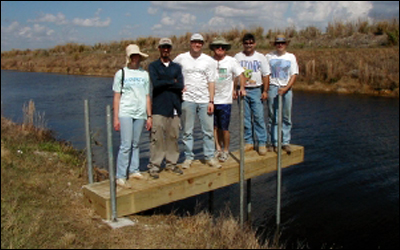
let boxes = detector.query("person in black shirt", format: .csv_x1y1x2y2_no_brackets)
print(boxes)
147,38,184,179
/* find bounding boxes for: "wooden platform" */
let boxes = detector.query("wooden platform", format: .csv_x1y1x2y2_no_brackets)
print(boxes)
82,145,304,220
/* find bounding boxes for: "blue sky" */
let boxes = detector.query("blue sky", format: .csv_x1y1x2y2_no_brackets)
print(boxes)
1,1,399,52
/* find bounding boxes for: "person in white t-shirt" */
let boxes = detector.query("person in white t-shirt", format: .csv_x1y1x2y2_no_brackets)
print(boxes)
112,44,152,189
173,33,221,169
265,35,299,154
209,37,245,162
234,33,271,156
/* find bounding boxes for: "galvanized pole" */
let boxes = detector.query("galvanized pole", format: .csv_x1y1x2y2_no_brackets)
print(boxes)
84,99,94,184
276,94,283,231
106,105,117,222
239,92,245,227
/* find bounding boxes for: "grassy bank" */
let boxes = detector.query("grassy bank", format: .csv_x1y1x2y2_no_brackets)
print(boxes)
1,112,286,249
1,19,399,97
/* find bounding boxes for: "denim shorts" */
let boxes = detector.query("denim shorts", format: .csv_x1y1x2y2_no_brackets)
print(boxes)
214,104,232,131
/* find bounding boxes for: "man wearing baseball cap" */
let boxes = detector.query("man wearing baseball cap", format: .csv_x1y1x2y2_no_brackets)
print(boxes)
173,33,221,169
147,38,185,179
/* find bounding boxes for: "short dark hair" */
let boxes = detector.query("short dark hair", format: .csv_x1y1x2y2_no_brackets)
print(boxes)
242,33,255,43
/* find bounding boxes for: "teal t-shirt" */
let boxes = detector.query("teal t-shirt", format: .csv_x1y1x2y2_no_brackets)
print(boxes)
112,67,150,120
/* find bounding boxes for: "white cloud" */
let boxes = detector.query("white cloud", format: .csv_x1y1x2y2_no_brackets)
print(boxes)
28,12,68,25
72,17,111,27
148,7,158,15
149,1,378,36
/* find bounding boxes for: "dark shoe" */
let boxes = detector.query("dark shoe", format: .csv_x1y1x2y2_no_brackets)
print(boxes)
148,164,160,179
165,164,183,175
282,145,292,154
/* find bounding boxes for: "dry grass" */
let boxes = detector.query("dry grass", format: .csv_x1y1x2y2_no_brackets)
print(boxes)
1,114,282,249
1,18,399,97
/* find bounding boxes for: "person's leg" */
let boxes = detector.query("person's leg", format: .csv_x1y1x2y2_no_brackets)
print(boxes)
214,104,224,155
128,118,145,174
148,114,166,175
165,115,181,165
116,117,133,179
268,86,279,147
243,93,254,146
249,89,268,148
198,103,215,161
181,101,196,161
282,89,293,146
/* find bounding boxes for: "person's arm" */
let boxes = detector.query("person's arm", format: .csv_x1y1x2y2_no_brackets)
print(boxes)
145,94,152,131
113,92,121,131
208,81,215,114
262,75,269,100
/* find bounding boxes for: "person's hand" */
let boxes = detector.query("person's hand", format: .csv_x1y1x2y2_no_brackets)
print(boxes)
207,103,214,115
261,91,268,100
113,118,120,131
146,117,152,131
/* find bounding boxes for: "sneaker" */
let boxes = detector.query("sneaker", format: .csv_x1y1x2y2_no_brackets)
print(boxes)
214,150,222,158
282,145,292,154
181,159,192,169
206,158,222,169
244,144,254,152
116,178,132,189
129,172,144,180
258,146,267,156
165,164,184,175
267,144,274,152
218,151,229,162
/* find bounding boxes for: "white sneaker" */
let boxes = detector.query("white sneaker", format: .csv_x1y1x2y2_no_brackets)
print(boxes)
206,158,222,169
116,178,132,189
129,172,144,180
181,159,192,169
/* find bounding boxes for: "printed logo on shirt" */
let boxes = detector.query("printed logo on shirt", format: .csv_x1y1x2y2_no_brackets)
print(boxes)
270,59,291,80
239,60,261,73
125,77,146,86
217,67,228,82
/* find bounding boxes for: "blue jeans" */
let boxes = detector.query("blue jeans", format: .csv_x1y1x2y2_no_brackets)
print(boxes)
243,88,268,146
181,101,215,161
267,85,293,146
116,117,145,179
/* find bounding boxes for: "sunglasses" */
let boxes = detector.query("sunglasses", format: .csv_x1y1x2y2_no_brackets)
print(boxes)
275,42,286,45
213,45,228,50
160,45,172,49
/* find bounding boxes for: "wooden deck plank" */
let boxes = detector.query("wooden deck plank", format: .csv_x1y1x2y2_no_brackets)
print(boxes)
82,144,304,220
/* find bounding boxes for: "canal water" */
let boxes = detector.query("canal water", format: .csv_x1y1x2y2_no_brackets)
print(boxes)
1,70,398,249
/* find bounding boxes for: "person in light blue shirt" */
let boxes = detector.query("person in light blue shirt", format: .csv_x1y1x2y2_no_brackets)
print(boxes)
112,44,152,189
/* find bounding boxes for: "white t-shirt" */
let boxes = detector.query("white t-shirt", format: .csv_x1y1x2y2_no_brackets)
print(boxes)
173,52,217,103
265,51,299,87
214,56,244,104
112,67,150,119
234,51,270,88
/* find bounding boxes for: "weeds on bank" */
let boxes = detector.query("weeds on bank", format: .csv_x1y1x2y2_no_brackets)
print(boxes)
1,104,282,249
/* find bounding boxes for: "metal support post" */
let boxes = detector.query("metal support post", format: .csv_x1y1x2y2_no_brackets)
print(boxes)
84,99,94,184
276,94,283,231
106,105,117,222
239,93,245,227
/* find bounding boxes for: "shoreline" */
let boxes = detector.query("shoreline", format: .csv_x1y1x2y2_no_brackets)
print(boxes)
1,68,398,98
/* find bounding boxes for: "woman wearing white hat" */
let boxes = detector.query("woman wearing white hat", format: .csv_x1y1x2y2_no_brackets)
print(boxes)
112,44,151,189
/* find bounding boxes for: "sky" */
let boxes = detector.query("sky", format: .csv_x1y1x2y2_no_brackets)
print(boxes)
1,1,399,52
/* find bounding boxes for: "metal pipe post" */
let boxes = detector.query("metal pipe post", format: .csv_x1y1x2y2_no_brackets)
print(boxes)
106,105,117,222
276,94,283,229
84,100,94,184
239,93,245,227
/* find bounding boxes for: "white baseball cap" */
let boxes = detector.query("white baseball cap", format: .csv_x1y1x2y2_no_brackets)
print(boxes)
190,33,204,42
